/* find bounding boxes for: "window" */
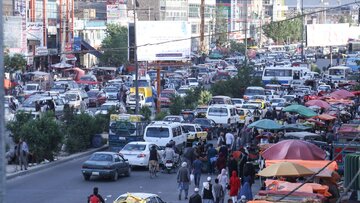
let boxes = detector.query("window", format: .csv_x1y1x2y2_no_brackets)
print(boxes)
191,24,197,34
146,127,170,138
114,155,121,162
208,107,228,116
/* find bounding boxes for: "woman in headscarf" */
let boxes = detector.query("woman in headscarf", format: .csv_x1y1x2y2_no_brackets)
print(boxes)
229,171,241,203
239,175,253,200
217,169,228,192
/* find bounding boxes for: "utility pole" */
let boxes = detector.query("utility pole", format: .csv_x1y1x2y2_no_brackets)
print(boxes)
0,0,5,199
200,0,205,53
244,0,248,66
133,0,140,114
301,0,305,62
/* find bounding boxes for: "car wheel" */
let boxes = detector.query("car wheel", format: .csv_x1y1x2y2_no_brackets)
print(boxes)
112,171,119,181
83,174,90,181
125,167,131,177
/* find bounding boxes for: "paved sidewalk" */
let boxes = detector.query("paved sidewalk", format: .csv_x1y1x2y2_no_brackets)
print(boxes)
6,145,108,180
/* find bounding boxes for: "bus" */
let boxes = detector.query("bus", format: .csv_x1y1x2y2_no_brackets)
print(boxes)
262,66,312,85
326,66,351,82
108,114,148,152
345,57,360,71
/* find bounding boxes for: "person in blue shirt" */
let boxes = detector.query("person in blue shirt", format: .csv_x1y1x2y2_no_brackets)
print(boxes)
192,156,203,187
207,144,217,175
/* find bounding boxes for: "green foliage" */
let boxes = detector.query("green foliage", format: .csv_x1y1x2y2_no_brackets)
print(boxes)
65,113,98,153
99,24,128,66
262,17,302,44
155,111,168,121
169,95,185,115
211,65,262,97
139,106,152,121
311,63,321,74
183,87,202,109
8,112,63,162
4,53,26,73
7,111,33,142
198,90,212,105
230,40,246,54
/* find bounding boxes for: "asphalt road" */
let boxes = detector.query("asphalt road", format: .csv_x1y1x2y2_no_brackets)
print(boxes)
6,155,215,203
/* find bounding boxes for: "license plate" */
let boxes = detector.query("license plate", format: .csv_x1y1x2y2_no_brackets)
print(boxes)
92,172,99,176
118,137,126,140
165,163,173,167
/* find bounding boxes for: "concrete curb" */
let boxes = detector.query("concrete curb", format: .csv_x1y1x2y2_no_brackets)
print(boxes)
6,145,108,180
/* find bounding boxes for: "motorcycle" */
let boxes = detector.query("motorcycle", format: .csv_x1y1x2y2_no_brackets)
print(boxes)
164,160,174,174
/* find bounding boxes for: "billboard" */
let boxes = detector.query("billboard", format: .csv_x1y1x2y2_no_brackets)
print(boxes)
107,4,127,24
26,22,43,44
306,23,349,47
136,21,191,61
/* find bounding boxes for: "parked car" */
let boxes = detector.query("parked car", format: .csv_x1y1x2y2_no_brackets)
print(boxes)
119,142,164,168
95,101,126,115
87,90,107,107
163,115,184,123
113,193,166,203
81,152,131,181
159,89,178,107
104,86,119,100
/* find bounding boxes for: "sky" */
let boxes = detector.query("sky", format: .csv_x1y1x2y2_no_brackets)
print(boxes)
285,0,356,7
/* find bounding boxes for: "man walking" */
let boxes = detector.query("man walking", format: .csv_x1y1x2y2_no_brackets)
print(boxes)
177,162,191,200
87,187,105,203
213,178,225,203
202,177,215,203
17,138,29,170
192,156,203,188
189,188,202,203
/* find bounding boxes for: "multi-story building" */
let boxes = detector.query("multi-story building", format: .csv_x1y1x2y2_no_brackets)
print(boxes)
263,0,288,21
188,0,216,52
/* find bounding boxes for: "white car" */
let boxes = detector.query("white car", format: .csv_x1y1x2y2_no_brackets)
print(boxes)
231,98,244,109
95,101,126,115
188,77,199,87
119,142,164,167
177,86,191,98
114,193,166,203
270,98,286,111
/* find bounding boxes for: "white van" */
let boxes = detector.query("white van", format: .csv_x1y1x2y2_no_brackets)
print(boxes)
206,104,239,128
65,90,84,109
143,121,187,151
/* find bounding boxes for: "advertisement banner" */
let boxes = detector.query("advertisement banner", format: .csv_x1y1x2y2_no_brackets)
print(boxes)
306,23,349,47
136,21,191,61
26,22,43,45
107,4,127,23
73,37,82,51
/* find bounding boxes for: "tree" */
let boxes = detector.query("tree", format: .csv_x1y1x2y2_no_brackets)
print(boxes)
99,24,128,67
183,87,202,109
211,65,262,97
229,40,246,55
4,53,26,73
198,90,212,105
169,95,185,115
139,106,152,121
262,17,302,44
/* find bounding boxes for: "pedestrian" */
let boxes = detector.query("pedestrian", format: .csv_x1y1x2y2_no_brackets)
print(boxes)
217,132,225,147
192,156,203,188
216,152,226,172
217,169,228,194
16,138,29,170
213,178,225,203
218,143,228,160
229,171,241,203
87,187,105,203
35,101,41,112
189,188,202,203
184,144,197,169
177,162,191,200
201,177,215,203
238,176,253,201
225,129,234,150
227,155,238,178
207,144,217,175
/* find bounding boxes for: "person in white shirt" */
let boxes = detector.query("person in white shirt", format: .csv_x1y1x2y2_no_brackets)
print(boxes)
225,130,234,150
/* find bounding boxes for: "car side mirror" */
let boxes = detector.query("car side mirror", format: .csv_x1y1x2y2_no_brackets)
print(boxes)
124,159,128,162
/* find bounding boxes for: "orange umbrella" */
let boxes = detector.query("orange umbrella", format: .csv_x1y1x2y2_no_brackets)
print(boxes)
314,114,337,121
265,160,338,171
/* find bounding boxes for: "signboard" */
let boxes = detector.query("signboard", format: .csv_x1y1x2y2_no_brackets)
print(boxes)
27,22,43,45
35,46,48,56
306,23,349,47
73,37,81,51
107,4,127,24
136,21,191,61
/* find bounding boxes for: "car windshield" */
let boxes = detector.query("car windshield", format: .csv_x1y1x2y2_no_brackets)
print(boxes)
146,127,170,138
271,99,284,103
182,125,195,132
163,117,181,122
65,93,78,101
189,79,197,83
208,107,228,116
232,100,242,104
178,89,188,94
87,91,99,97
105,87,118,93
89,154,113,162
100,104,115,110
25,85,37,91
242,105,257,109
22,98,37,107
160,92,173,98
51,83,66,89
122,144,146,151
80,76,95,81
194,119,210,125
245,89,264,95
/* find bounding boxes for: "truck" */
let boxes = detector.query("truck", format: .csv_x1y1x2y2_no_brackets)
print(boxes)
108,114,148,152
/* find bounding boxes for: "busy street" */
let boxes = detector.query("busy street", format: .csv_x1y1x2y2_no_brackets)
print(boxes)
3,0,360,203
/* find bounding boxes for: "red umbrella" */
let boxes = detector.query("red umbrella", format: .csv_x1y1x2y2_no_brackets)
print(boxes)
330,89,355,99
305,100,330,109
261,140,326,160
314,114,337,121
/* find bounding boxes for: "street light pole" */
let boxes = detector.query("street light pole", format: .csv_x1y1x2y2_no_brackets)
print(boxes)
0,0,5,200
244,0,248,66
133,0,139,114
301,0,305,62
